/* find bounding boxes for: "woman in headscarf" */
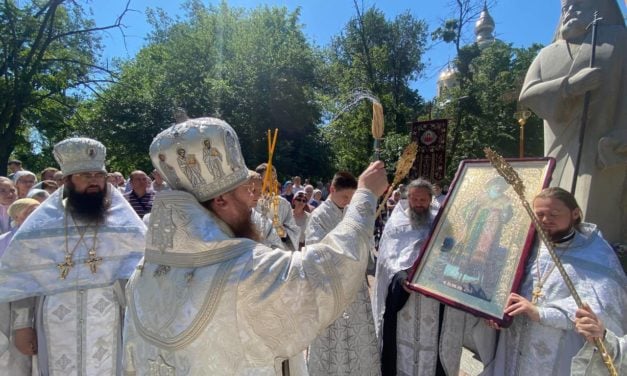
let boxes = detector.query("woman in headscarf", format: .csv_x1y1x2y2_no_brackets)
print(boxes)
12,171,37,199
0,198,40,256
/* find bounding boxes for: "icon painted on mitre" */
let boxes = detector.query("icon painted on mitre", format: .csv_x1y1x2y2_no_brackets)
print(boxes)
224,130,243,172
87,147,97,158
202,139,225,179
176,148,206,187
53,150,64,164
158,153,180,187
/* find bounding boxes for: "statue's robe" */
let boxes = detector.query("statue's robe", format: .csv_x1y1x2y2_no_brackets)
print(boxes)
519,25,627,244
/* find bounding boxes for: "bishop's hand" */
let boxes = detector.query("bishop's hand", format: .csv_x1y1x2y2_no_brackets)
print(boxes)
358,161,388,198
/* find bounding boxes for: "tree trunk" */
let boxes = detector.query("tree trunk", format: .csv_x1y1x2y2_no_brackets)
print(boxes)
0,108,22,176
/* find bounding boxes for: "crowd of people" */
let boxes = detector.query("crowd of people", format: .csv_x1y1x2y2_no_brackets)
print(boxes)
0,116,624,376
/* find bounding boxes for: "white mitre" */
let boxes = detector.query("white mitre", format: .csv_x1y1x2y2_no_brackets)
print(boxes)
150,117,249,202
53,137,107,176
145,117,255,266
0,137,146,303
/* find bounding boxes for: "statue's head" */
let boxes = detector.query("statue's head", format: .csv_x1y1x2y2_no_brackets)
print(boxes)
556,0,625,41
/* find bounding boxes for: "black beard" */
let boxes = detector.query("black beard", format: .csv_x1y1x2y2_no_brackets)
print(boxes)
410,207,431,228
66,184,109,223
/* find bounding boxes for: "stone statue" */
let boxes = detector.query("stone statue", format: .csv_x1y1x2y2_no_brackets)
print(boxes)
519,0,626,245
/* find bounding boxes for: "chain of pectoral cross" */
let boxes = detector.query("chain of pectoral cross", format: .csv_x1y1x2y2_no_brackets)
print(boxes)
58,211,102,279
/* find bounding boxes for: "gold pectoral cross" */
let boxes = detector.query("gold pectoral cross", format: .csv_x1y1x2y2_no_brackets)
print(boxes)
58,255,74,280
86,249,103,274
531,286,543,305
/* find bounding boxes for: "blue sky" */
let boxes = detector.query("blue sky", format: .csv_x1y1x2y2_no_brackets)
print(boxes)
90,0,626,99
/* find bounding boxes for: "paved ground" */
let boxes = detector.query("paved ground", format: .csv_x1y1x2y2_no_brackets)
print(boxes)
366,275,485,376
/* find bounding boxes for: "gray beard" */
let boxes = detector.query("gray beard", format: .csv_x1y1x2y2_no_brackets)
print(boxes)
409,208,431,229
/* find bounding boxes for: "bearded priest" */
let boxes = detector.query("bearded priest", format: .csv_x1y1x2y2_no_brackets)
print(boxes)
0,137,146,375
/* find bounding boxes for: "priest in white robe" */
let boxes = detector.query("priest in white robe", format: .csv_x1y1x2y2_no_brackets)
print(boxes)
374,179,487,376
481,187,627,376
0,138,146,376
305,171,380,376
122,117,389,376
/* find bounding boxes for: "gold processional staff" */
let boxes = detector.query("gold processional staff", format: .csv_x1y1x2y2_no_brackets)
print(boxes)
370,100,418,219
260,128,286,238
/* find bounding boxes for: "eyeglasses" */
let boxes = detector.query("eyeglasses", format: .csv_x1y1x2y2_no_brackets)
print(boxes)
294,198,307,203
75,172,106,180
241,183,257,196
16,178,36,184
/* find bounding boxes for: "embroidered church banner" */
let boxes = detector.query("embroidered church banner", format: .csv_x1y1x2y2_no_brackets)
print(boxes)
408,119,448,182
408,158,555,326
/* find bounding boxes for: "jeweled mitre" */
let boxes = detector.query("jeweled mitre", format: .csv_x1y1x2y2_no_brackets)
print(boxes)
53,137,107,176
149,117,249,202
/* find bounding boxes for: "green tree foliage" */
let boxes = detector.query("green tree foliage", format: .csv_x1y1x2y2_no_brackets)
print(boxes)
435,42,545,178
0,0,127,175
86,1,332,179
319,6,428,174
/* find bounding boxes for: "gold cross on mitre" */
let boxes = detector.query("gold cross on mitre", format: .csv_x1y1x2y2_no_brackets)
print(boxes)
86,249,103,274
58,255,74,280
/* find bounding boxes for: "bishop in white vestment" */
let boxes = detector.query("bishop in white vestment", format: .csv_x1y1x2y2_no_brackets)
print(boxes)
122,117,389,376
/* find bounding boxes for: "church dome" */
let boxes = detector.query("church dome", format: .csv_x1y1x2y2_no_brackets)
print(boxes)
474,4,496,48
439,66,457,81
437,64,458,98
